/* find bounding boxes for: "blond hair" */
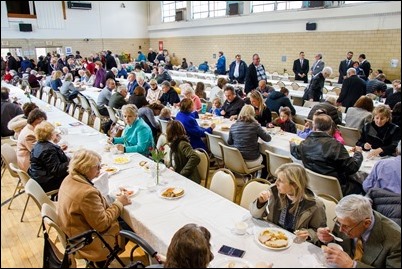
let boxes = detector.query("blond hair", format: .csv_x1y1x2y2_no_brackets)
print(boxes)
237,104,256,123
34,121,55,141
68,149,101,176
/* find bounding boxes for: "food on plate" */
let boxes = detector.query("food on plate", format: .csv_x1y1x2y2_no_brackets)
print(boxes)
200,113,213,120
54,121,62,127
289,137,302,145
105,167,118,173
258,229,288,248
227,261,236,268
220,125,230,131
114,156,130,164
116,187,134,197
161,187,184,198
139,161,148,167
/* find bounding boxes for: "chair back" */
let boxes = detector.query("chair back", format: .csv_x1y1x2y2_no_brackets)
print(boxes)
317,194,338,230
219,142,264,177
239,178,270,209
337,125,360,147
25,178,56,211
332,87,341,95
88,98,103,118
54,91,68,111
303,101,319,108
41,204,68,248
158,119,169,135
306,169,343,202
77,94,91,111
194,148,210,187
204,132,225,161
291,96,304,106
271,111,279,121
264,149,293,178
1,143,19,178
291,82,300,90
9,163,30,186
105,105,118,123
209,168,236,202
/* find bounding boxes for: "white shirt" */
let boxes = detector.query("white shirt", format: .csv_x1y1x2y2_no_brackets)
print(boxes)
234,61,240,78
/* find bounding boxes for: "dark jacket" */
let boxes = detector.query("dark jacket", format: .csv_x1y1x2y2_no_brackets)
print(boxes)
108,92,127,109
366,188,401,227
245,63,265,94
265,91,296,115
128,95,148,109
169,139,201,184
337,75,367,109
28,141,69,192
308,102,342,125
255,106,272,127
356,122,400,156
290,132,363,192
228,60,247,84
385,92,401,110
221,96,245,118
303,72,325,101
159,88,180,106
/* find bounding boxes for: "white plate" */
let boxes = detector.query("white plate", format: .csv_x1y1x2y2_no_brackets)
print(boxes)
101,166,120,175
113,155,131,165
159,187,185,200
209,257,253,268
254,227,292,250
111,186,139,198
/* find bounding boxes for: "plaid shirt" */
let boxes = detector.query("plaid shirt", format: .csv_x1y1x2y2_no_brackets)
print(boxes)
256,64,267,81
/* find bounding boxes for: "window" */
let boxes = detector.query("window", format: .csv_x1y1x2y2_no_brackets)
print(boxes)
6,1,36,18
162,1,186,22
192,1,226,19
251,1,302,13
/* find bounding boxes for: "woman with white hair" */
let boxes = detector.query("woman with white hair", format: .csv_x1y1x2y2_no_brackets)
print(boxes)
182,85,202,112
228,104,271,168
109,104,154,156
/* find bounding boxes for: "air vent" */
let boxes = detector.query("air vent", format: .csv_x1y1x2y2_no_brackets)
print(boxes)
175,9,186,21
228,3,239,15
67,1,92,10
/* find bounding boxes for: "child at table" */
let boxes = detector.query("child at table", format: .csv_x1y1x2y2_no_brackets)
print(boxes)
268,106,297,133
209,97,222,116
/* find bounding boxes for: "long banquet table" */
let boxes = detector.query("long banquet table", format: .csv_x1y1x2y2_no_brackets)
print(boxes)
3,81,328,267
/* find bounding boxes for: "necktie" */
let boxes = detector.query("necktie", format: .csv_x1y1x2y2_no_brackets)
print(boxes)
353,238,364,261
347,60,350,66
300,60,303,66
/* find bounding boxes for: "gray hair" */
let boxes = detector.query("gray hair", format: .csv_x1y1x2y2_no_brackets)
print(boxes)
325,96,337,106
322,67,333,77
182,85,194,95
116,85,127,93
161,81,171,88
121,104,138,117
347,67,356,76
111,67,118,74
335,195,373,223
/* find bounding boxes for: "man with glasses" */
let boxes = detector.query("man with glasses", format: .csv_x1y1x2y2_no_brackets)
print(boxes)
317,194,400,268
245,53,267,94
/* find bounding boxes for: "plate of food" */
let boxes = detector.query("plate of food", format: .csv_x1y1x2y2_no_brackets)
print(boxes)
113,156,131,165
220,125,230,131
113,186,139,198
255,227,292,250
289,137,302,145
209,257,253,268
159,187,185,200
101,166,120,175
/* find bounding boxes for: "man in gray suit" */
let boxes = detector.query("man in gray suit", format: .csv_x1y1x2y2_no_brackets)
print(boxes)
317,195,401,268
310,53,325,76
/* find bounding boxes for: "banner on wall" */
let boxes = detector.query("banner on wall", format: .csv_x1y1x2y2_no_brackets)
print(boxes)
158,41,163,51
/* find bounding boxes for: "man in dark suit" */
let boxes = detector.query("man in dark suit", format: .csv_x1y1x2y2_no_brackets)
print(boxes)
337,68,367,109
358,54,371,81
338,51,354,84
317,194,401,268
293,51,309,83
245,53,267,94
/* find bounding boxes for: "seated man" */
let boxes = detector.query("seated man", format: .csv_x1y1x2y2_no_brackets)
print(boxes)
362,141,401,194
317,194,401,268
290,114,363,196
220,85,245,120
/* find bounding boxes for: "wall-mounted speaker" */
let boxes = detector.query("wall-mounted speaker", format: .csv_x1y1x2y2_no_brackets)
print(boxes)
228,3,239,15
306,22,317,31
19,23,32,32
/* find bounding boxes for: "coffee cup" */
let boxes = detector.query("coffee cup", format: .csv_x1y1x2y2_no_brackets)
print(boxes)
234,221,248,235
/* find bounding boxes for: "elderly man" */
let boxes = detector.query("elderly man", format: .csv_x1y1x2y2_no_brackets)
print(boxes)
158,81,180,106
308,96,342,125
310,53,325,76
337,67,367,110
290,114,363,196
303,66,333,102
245,53,267,94
317,194,400,268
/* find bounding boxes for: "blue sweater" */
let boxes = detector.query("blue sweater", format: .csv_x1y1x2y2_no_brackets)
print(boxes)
175,111,212,150
113,118,154,156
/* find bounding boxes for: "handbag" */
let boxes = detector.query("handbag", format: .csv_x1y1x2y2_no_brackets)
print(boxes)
108,122,124,138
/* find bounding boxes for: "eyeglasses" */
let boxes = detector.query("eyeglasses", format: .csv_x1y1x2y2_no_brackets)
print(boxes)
94,163,102,170
333,217,363,233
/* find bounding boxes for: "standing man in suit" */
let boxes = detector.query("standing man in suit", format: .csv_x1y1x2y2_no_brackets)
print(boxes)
338,51,354,84
337,68,367,110
293,51,309,83
310,53,325,76
245,53,267,94
317,195,401,268
358,54,371,81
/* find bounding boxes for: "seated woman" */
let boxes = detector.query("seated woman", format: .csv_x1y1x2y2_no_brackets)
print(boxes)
28,121,69,193
249,90,271,127
58,149,131,264
80,69,95,87
8,102,38,139
159,223,214,268
128,86,149,109
166,120,201,184
175,98,215,151
60,73,80,101
182,86,202,112
146,79,163,104
250,163,326,244
17,108,47,172
50,70,63,91
268,106,297,134
109,104,154,156
228,105,271,169
345,95,374,132
356,104,400,158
